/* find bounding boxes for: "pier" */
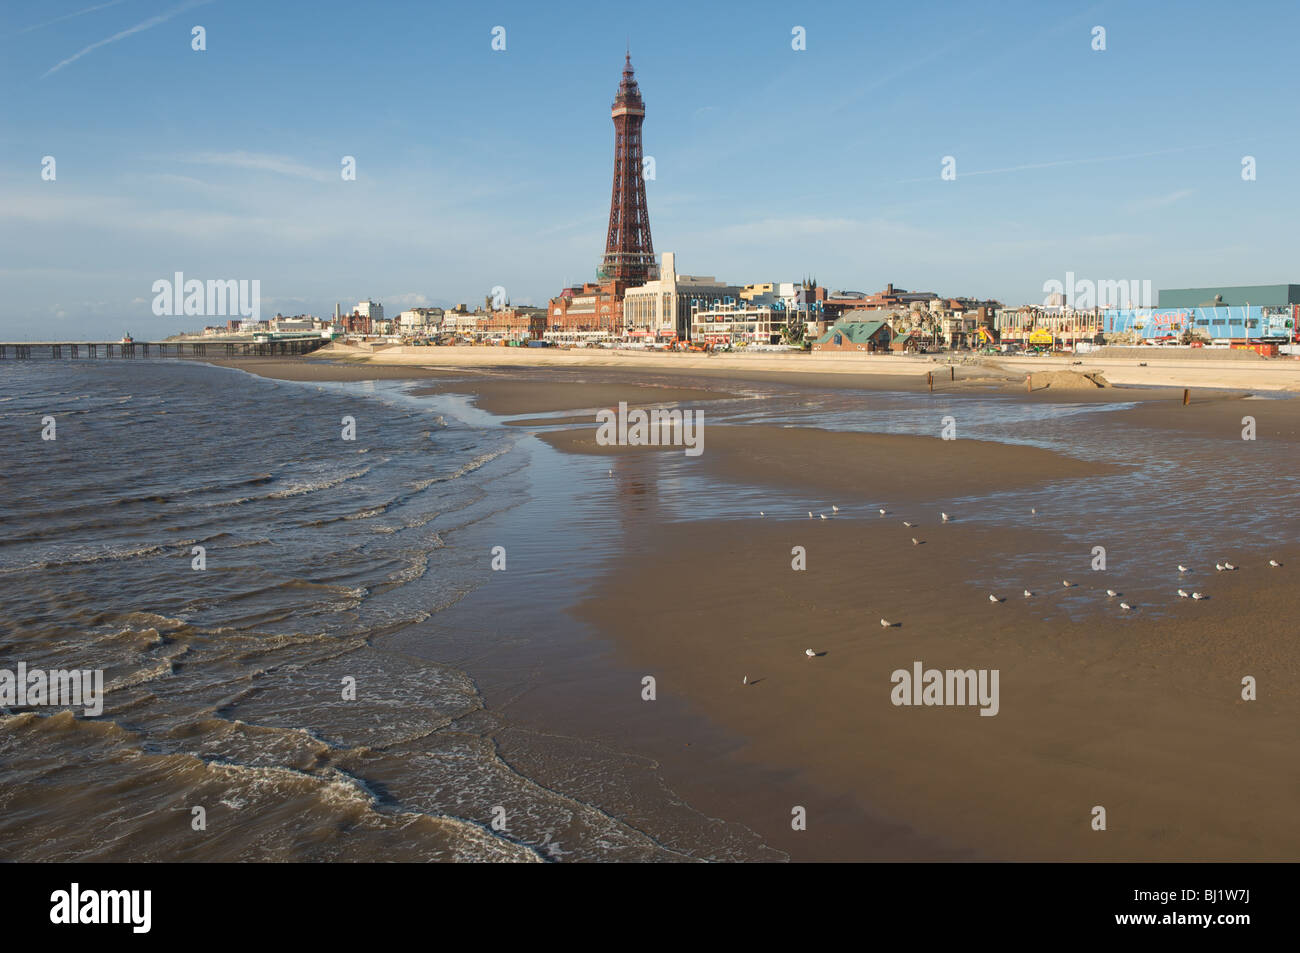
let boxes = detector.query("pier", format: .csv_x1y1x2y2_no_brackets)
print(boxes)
0,338,329,360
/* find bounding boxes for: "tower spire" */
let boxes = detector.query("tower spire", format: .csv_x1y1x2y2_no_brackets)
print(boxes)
600,50,656,284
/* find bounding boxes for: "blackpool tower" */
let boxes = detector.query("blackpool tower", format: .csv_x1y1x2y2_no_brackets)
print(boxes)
598,53,657,284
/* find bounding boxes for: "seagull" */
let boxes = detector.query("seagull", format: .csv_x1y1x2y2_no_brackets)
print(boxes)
1178,565,1189,573
903,520,914,527
1106,589,1119,598
880,618,891,628
819,513,827,520
989,594,1003,603
760,511,765,517
1030,507,1037,515
1192,592,1206,600
1269,559,1282,567
805,648,816,658
1023,589,1033,598
1224,562,1236,571
1120,602,1133,611
1178,589,1189,598
1215,563,1225,572
1062,580,1074,588
941,512,951,522
808,511,814,519
878,508,887,516
911,537,920,546
743,675,748,685
608,469,613,476
832,505,839,513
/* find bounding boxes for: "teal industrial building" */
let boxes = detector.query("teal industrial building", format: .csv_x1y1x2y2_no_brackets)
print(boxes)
1158,285,1300,308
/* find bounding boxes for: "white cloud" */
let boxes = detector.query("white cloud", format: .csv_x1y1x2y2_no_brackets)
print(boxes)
171,150,335,184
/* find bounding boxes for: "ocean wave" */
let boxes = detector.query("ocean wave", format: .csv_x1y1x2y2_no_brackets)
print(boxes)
267,465,371,499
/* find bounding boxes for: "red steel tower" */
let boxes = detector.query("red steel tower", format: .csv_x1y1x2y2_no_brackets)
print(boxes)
598,53,657,284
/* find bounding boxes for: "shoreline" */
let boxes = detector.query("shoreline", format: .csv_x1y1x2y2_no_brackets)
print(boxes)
268,341,1300,393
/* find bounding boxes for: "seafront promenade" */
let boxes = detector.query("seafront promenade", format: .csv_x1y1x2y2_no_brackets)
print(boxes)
301,342,1300,392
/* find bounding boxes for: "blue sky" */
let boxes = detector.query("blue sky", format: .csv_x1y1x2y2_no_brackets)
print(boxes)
2,0,1297,338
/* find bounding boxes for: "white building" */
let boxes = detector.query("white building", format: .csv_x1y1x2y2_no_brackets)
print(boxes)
354,299,384,323
692,303,815,346
622,253,742,341
398,307,444,332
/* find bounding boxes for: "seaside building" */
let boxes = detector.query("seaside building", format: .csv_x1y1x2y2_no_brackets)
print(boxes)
398,308,444,333
547,53,657,336
341,310,372,335
997,307,1103,349
1157,284,1300,309
690,301,818,346
812,314,894,352
354,300,383,324
1103,305,1296,345
622,253,742,341
480,306,547,341
825,283,938,320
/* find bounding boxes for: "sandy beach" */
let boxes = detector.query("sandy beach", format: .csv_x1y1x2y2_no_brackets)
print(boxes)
193,355,1300,861
290,341,1300,393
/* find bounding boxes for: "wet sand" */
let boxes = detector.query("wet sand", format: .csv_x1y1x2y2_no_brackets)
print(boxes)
538,424,1120,500
574,516,1300,861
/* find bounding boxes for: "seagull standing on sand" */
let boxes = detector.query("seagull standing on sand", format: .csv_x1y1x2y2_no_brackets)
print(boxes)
743,675,748,685
1023,589,1033,598
1031,507,1037,515
1224,562,1237,571
805,649,816,658
1215,563,1225,572
878,508,887,516
820,513,827,520
903,520,914,527
1178,589,1189,598
1062,580,1074,588
941,512,951,522
1192,592,1206,600
1120,602,1133,611
989,594,1002,603
1178,565,1189,573
760,511,765,517
880,618,891,628
832,505,839,513
1106,589,1119,598
1270,559,1282,567
911,537,920,546
808,512,814,519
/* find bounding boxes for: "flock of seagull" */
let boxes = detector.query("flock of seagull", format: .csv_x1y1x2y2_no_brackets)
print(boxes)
759,504,1286,672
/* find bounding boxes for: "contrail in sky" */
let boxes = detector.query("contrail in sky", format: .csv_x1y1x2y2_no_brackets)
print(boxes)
10,0,126,38
895,146,1209,185
41,0,213,79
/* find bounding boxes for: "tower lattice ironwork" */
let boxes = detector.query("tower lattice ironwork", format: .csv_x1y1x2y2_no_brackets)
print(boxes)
599,53,657,284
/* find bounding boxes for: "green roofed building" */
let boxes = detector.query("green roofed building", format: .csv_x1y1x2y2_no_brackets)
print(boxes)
812,313,893,352
1158,285,1300,308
